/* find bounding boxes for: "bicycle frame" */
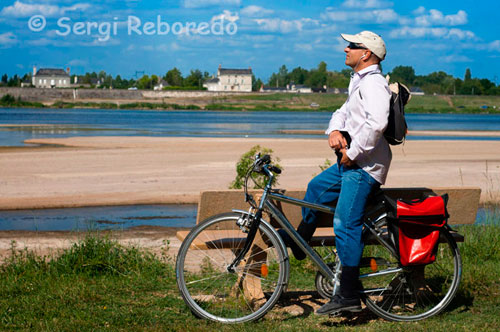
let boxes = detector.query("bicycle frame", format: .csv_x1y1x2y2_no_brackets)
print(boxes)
264,192,403,286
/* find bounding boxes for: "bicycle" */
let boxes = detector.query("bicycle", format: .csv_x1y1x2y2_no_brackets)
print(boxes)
176,154,462,323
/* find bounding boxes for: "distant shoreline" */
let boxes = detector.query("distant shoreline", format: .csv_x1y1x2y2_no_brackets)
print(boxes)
1,86,500,113
1,103,500,114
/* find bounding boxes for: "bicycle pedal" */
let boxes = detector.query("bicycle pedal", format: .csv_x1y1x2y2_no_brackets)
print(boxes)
328,311,342,318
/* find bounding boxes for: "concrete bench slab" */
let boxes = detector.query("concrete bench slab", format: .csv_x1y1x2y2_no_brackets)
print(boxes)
196,187,481,228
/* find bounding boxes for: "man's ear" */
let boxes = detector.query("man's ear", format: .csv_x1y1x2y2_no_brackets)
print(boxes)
361,50,372,61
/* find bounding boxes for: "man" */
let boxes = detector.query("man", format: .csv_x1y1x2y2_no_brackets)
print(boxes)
279,31,392,315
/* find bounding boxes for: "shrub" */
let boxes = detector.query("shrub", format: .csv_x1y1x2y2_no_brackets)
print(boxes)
229,145,282,189
0,94,16,105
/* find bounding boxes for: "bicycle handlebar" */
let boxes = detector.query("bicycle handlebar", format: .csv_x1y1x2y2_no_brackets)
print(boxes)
252,154,281,175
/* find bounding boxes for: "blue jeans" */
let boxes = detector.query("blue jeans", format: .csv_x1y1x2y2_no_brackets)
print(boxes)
302,164,378,267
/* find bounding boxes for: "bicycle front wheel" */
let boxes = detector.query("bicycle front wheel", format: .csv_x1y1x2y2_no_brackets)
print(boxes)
176,212,289,323
362,227,462,321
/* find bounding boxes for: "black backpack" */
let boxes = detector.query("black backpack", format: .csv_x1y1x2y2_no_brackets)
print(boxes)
359,74,412,145
385,81,411,145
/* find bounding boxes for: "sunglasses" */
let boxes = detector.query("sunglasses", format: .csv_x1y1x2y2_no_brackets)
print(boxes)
347,42,367,50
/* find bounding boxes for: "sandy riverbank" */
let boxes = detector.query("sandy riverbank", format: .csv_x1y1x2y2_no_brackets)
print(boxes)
1,136,499,259
1,136,499,209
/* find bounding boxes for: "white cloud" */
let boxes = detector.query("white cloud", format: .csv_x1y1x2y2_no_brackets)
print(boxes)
390,26,476,40
26,37,71,47
1,1,90,18
489,40,500,52
212,10,239,23
254,18,319,34
68,59,87,66
294,43,313,52
240,6,274,18
321,8,398,23
447,28,475,40
412,6,426,15
342,0,393,8
439,55,473,63
415,9,467,27
183,0,240,9
0,32,17,47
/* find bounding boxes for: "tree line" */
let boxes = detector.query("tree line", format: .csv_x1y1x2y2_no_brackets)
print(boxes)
266,62,500,95
0,68,214,91
1,63,499,95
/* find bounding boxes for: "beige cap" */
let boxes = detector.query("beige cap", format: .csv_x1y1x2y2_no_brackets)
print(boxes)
341,31,387,60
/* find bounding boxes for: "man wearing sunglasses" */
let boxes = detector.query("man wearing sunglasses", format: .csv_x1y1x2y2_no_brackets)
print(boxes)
279,31,392,316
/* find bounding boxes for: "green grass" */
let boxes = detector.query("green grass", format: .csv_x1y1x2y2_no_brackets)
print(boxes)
1,224,499,331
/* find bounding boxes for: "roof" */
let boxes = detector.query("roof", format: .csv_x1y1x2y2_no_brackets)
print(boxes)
261,86,287,91
204,77,220,84
219,68,252,75
35,68,69,77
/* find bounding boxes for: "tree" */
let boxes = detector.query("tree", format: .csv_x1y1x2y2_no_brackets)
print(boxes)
305,62,328,88
327,71,349,88
268,65,289,87
340,69,351,78
136,75,152,90
1,74,8,84
164,67,183,86
289,67,308,84
317,61,327,73
184,69,203,87
252,75,263,91
464,68,472,81
7,74,20,87
389,66,416,86
277,65,289,86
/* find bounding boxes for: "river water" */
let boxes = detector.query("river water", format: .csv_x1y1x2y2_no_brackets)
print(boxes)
1,108,500,146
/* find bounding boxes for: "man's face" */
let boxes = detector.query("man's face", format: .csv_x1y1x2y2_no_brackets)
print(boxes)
344,42,368,68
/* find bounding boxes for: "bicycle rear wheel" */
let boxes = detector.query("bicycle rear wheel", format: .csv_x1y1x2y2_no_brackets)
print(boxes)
176,212,289,323
361,226,461,321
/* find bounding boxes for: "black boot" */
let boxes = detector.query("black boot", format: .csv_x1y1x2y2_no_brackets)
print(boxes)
316,266,361,315
277,220,316,260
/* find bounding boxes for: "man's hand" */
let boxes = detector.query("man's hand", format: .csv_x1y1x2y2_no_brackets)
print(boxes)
339,148,355,167
328,130,347,150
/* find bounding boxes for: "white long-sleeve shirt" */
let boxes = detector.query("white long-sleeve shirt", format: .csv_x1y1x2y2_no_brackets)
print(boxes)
325,64,392,184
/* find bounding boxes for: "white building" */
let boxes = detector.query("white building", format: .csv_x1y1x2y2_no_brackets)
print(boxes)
287,83,312,93
33,67,71,88
154,79,169,91
203,65,253,92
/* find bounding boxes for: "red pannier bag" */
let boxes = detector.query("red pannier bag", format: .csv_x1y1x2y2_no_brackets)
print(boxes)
390,194,449,266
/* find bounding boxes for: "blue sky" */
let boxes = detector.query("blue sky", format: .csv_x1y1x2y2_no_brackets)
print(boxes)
0,0,499,83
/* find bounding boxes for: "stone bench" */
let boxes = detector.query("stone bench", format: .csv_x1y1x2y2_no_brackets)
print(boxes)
176,187,481,247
